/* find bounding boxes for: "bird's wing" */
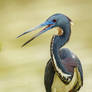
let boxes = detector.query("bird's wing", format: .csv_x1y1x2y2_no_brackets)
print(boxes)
59,48,83,83
59,48,83,91
44,59,55,92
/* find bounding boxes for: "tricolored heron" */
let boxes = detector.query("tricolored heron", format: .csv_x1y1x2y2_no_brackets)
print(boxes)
17,13,83,92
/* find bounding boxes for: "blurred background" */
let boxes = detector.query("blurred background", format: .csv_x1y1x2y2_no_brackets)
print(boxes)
0,0,92,92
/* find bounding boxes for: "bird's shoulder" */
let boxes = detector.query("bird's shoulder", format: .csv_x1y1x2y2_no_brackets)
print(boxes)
59,48,77,60
59,48,82,68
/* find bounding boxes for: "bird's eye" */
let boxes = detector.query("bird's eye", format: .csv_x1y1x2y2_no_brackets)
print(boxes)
52,19,56,22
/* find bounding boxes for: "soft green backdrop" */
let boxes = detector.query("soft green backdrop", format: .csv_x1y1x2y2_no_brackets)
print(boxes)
0,0,92,92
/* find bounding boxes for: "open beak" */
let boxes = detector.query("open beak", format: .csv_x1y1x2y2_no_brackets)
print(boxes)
17,21,55,47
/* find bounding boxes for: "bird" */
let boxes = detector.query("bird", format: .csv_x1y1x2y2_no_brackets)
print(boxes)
17,13,83,92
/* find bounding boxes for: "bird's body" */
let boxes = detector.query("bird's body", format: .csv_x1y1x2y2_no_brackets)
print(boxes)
44,48,83,92
17,13,83,92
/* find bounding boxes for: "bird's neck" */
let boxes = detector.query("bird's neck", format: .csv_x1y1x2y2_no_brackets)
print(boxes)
51,23,71,50
50,23,71,74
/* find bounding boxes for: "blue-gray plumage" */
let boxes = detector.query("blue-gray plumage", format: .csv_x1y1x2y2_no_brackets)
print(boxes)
17,13,83,92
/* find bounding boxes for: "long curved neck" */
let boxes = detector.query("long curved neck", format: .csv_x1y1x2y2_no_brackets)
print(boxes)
55,23,71,49
50,23,71,74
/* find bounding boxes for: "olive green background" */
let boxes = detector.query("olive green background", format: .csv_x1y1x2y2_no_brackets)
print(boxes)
0,0,92,92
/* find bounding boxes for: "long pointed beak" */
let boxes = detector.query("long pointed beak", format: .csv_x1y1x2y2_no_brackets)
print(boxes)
17,21,55,47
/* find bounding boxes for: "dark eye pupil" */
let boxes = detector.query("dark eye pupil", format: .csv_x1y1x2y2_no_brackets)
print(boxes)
53,19,56,22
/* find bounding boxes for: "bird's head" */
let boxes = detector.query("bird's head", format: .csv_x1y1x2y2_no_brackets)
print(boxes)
47,13,72,27
17,13,72,47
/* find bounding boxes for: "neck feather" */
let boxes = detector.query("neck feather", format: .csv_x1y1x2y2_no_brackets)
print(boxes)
56,23,71,48
50,23,71,75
